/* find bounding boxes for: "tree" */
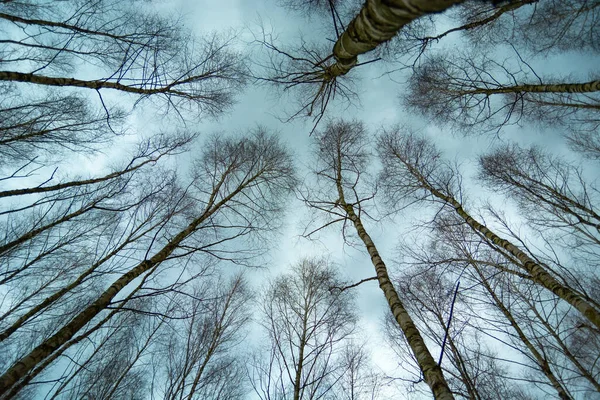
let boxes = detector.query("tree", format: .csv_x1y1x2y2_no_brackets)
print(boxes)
389,0,599,63
479,144,600,261
250,258,356,400
405,51,600,134
460,0,600,55
0,2,275,396
383,258,532,399
337,342,383,400
256,0,487,130
0,0,246,119
156,274,251,400
300,120,455,399
377,127,600,331
0,130,296,398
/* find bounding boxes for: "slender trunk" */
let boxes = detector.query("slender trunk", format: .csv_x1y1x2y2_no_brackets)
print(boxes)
400,157,600,331
47,319,123,400
451,196,600,330
104,320,165,400
186,283,238,400
0,200,100,256
0,70,200,96
333,149,454,399
0,169,257,396
0,157,157,199
338,199,454,399
293,314,309,400
0,12,140,43
2,274,152,400
459,79,600,96
428,309,479,400
328,0,465,77
471,260,573,400
423,0,537,43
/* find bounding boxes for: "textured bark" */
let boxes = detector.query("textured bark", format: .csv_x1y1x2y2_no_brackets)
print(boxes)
458,79,600,95
0,170,259,396
1,296,133,400
400,158,600,331
328,0,465,77
0,70,198,97
333,152,454,399
338,199,454,399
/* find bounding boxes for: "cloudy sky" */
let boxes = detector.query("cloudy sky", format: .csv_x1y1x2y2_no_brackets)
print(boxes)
5,0,596,398
122,1,599,397
146,0,442,393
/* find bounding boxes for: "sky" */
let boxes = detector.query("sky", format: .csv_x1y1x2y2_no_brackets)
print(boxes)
148,0,434,394
129,1,600,398
3,0,598,398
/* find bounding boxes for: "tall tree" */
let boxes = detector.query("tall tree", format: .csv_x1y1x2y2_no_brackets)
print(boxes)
0,0,246,118
256,0,499,130
156,274,251,400
377,127,600,331
300,120,455,399
405,51,600,134
0,130,296,398
250,257,356,400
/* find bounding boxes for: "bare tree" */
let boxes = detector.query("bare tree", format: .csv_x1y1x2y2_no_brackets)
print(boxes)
479,144,600,272
405,51,600,134
381,201,598,399
384,0,538,67
249,257,356,400
336,342,383,400
0,0,246,119
413,0,599,56
377,127,600,331
255,0,482,130
299,120,455,399
0,129,296,398
0,89,125,166
156,274,251,400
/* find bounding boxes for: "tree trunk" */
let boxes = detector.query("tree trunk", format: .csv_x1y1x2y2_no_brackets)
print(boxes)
0,173,255,396
458,79,600,95
0,70,193,96
328,0,465,77
333,153,454,399
400,157,600,331
339,199,455,399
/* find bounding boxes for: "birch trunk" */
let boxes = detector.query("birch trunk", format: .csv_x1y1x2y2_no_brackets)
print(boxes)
332,153,454,398
328,0,465,77
337,198,455,399
458,79,600,95
0,170,260,396
0,71,197,97
401,158,600,331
